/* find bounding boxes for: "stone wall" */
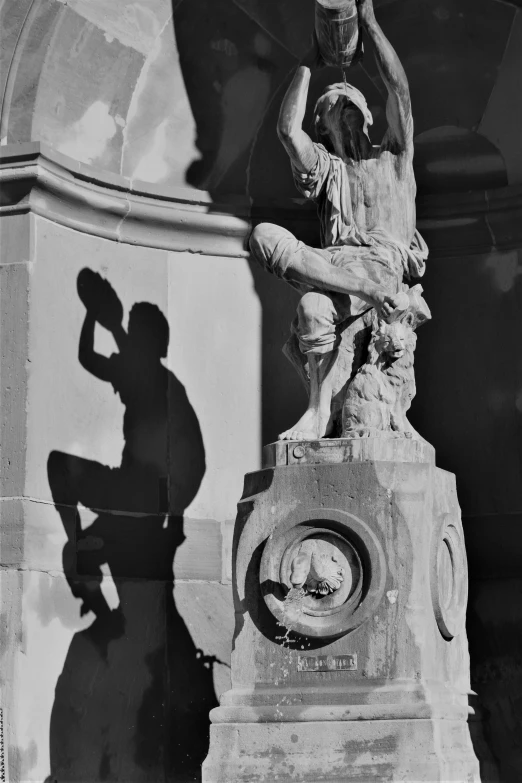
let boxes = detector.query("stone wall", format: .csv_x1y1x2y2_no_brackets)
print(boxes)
1,202,260,781
1,1,522,782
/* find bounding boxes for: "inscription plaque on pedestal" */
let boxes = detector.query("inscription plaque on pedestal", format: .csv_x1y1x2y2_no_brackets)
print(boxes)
297,654,358,672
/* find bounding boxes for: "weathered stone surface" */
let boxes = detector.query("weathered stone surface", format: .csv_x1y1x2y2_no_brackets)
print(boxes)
0,259,30,499
264,435,434,467
1,566,233,783
175,581,234,699
203,444,479,781
0,209,253,781
204,720,478,783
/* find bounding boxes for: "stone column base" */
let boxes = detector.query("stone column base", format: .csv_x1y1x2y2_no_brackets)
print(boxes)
203,718,479,782
202,438,480,783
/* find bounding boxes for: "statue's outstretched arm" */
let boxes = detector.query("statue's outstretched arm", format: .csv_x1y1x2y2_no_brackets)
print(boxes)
358,0,413,153
277,58,319,174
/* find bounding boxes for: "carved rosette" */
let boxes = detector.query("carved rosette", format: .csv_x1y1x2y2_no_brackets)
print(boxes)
260,507,387,640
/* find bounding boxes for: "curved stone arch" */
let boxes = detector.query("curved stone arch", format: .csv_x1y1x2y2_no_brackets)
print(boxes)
2,0,521,203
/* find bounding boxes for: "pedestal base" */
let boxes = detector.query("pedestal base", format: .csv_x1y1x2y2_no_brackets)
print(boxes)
203,439,480,783
203,719,479,782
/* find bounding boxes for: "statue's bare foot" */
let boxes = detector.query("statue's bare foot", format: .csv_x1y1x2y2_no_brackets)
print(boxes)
279,407,333,442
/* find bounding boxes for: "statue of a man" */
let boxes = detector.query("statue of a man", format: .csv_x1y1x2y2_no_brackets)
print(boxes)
249,0,428,442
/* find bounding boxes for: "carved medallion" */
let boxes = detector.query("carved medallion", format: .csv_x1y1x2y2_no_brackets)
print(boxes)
259,507,386,640
430,517,468,640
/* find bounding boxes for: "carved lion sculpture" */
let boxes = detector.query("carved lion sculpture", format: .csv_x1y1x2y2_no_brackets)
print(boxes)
281,284,430,438
341,314,417,438
289,539,345,596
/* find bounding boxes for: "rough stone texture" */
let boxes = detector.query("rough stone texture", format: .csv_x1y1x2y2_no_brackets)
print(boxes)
0,250,30,499
203,444,479,781
205,720,478,783
0,213,256,782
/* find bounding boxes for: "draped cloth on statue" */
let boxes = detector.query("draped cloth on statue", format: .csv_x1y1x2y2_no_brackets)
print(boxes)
291,142,428,281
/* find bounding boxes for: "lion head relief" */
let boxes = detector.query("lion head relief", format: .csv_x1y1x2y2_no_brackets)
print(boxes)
289,539,345,596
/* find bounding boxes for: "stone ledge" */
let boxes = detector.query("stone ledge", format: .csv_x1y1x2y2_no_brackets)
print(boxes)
1,142,521,258
0,142,251,258
0,495,231,583
263,436,435,468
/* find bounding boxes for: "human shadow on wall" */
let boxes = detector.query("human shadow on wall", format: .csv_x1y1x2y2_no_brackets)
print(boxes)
46,270,215,783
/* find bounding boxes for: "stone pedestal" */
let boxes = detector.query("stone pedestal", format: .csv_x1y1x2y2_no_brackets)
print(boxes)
202,439,480,783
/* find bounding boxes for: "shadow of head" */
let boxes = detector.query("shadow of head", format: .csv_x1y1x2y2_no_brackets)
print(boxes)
127,302,169,359
77,267,170,360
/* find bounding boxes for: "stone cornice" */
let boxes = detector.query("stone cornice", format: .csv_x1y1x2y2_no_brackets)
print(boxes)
0,142,251,258
1,142,521,259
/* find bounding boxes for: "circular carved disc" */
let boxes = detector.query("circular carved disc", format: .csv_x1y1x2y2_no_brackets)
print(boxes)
260,507,387,640
430,519,468,640
281,531,362,614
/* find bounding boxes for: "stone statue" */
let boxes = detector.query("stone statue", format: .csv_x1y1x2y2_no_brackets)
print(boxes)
204,6,480,781
290,538,346,596
249,0,429,442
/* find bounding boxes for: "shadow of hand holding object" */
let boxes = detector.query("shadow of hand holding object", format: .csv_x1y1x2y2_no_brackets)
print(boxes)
46,269,215,782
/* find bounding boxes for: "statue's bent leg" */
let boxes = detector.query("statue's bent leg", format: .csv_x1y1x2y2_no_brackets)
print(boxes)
250,223,406,319
295,291,365,435
250,225,352,441
249,222,328,289
295,291,342,355
249,226,405,440
279,291,348,442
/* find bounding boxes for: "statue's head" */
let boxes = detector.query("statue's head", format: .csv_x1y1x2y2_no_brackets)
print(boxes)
314,82,373,158
127,302,170,358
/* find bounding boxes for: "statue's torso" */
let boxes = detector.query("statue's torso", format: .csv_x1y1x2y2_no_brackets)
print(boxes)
340,148,416,248
292,141,420,253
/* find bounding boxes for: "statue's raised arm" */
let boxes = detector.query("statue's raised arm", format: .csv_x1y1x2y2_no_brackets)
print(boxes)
358,0,413,154
277,47,323,176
